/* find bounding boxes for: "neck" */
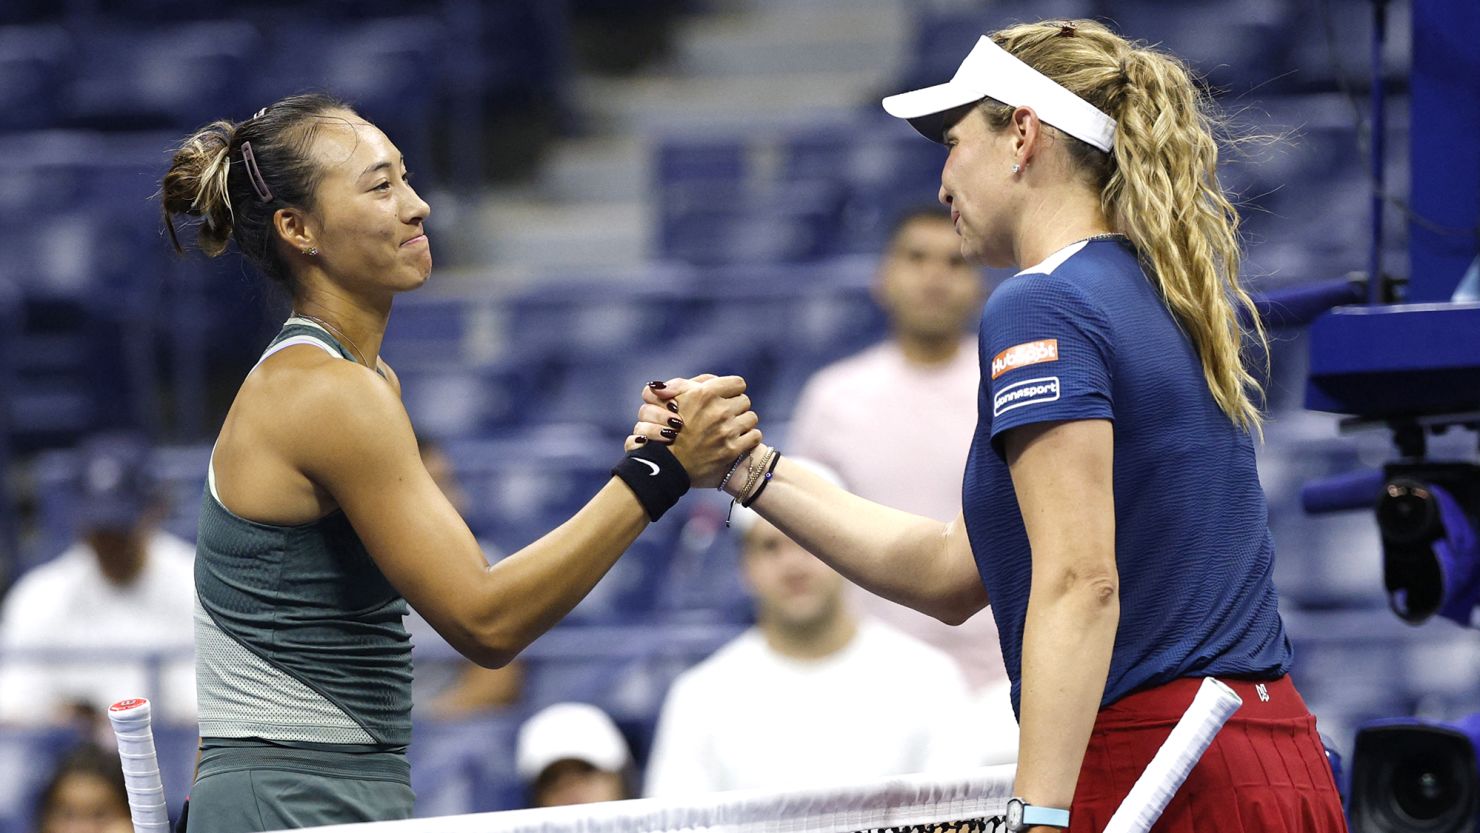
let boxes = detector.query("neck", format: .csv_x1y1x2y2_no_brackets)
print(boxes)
760,607,859,660
90,538,148,586
293,286,391,368
894,331,965,366
1012,186,1114,271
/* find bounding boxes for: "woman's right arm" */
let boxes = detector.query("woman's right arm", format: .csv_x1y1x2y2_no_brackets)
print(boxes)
735,448,986,624
639,382,985,624
296,367,758,668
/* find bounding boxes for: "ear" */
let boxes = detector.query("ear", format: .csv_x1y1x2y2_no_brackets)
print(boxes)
273,206,319,257
1011,106,1044,168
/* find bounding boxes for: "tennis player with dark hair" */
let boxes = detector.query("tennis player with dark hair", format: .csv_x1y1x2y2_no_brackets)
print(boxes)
638,20,1346,833
160,93,760,831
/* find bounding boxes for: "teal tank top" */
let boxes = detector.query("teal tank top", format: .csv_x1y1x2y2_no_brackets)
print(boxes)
194,318,413,750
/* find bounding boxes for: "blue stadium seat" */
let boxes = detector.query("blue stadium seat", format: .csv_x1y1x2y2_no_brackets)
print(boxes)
411,714,524,815
0,26,73,132
67,22,261,130
503,280,687,366
540,335,767,435
658,181,844,265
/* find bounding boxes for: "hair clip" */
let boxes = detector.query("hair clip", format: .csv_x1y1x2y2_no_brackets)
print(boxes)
1058,21,1078,37
253,107,269,120
240,141,274,202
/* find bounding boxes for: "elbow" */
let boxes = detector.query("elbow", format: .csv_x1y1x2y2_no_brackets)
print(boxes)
931,583,990,627
454,619,527,669
933,604,973,627
465,634,521,669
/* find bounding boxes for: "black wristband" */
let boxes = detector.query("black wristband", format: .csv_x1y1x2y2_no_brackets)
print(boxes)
612,443,691,522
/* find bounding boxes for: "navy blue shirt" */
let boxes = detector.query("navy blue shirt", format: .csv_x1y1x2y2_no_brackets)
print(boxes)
962,237,1291,716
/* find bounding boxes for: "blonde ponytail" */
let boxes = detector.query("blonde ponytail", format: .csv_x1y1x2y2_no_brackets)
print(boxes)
986,21,1267,435
1108,49,1266,435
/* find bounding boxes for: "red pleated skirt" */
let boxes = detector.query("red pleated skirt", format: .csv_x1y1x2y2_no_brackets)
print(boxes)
1070,676,1349,833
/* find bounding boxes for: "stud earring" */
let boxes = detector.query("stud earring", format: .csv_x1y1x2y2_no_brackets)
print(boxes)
1011,164,1022,174
305,248,319,256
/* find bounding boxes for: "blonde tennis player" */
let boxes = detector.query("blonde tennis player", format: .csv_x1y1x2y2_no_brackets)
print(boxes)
637,20,1347,833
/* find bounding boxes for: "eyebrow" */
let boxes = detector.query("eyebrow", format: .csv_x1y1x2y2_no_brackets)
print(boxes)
359,156,404,180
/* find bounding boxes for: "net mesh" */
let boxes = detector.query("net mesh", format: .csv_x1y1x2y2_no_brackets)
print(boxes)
273,765,1016,833
262,678,1242,833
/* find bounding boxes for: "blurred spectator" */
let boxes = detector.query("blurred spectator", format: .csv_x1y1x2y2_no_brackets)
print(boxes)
33,743,131,833
788,208,1016,755
516,702,634,808
410,438,524,717
644,460,981,797
0,434,195,726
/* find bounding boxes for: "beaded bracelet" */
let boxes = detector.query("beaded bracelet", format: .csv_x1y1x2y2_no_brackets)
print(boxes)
740,449,782,508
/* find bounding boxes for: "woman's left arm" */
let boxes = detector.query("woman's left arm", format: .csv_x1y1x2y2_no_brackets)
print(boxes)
1003,418,1118,826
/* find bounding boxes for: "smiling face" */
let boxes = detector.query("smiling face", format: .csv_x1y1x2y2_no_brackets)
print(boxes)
937,105,1020,268
283,109,432,295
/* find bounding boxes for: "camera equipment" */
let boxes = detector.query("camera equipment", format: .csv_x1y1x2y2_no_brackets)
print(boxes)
1349,713,1480,833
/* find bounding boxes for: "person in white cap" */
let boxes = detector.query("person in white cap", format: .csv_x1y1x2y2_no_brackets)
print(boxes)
634,19,1346,833
644,459,980,797
517,702,634,808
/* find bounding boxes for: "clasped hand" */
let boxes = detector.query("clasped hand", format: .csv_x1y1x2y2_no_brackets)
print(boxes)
625,375,761,488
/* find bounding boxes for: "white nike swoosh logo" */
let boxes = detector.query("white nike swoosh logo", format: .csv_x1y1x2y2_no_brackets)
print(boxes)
636,459,661,476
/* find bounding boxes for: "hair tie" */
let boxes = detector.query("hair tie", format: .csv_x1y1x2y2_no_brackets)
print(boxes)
240,141,274,202
1058,21,1078,37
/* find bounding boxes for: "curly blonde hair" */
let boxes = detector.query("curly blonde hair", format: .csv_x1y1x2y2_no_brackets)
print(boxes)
980,20,1266,435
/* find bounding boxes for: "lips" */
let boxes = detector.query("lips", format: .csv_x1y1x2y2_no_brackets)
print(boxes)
401,234,428,248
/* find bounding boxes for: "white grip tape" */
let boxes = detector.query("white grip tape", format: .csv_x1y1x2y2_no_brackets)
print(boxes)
108,699,171,833
1102,678,1243,833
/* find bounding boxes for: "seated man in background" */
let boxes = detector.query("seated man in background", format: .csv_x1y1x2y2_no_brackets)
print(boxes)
0,433,195,726
789,208,1016,763
644,460,980,797
516,702,634,808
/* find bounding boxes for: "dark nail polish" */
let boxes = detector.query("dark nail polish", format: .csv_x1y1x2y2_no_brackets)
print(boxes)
660,428,678,439
647,380,666,390
667,401,680,414
668,417,684,429
633,436,647,445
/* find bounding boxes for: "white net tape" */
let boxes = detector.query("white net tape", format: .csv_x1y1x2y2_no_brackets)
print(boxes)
279,679,1242,833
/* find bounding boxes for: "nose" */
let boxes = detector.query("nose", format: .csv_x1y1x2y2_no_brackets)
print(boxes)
404,183,431,224
938,184,952,207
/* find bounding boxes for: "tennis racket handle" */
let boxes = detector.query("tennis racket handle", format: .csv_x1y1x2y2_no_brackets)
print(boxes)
1102,678,1243,833
108,698,172,833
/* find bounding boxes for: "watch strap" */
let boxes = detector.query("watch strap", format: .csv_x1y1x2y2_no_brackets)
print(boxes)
1021,804,1070,829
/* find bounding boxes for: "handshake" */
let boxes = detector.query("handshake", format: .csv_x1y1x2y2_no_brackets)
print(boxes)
623,375,765,493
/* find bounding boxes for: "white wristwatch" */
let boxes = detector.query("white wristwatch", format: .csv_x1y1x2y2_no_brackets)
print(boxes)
1004,797,1071,831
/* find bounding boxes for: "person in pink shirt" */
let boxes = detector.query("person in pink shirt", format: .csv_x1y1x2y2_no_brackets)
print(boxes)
788,208,1017,763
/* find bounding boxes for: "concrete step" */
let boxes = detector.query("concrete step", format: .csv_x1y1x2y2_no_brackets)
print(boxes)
573,71,885,134
537,136,651,203
470,193,649,270
670,2,907,78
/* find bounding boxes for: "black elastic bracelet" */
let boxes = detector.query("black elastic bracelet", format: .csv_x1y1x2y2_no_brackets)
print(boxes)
740,450,782,508
612,442,691,522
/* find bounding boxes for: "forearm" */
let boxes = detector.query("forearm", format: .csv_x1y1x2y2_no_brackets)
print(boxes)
735,448,980,621
1012,577,1119,814
471,479,648,664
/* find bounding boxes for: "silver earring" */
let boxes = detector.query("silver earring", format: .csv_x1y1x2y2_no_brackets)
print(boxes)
1011,164,1022,174
305,248,319,256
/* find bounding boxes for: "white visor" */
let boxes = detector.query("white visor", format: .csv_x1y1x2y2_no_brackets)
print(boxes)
882,35,1117,153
